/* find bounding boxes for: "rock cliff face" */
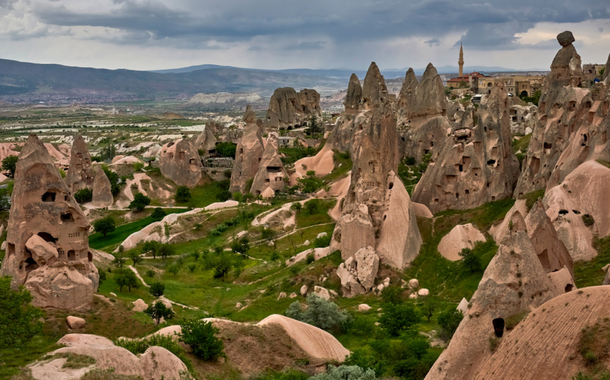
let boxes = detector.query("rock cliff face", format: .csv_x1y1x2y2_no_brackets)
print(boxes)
396,64,450,164
159,139,203,188
425,212,556,380
91,165,113,207
65,134,93,193
230,105,265,194
412,84,520,214
514,31,610,196
195,124,217,155
0,134,98,311
250,132,288,198
331,63,422,296
264,87,321,130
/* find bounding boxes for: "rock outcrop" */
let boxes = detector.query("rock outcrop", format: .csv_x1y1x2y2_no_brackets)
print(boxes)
195,124,217,155
412,83,520,213
331,63,422,295
0,134,98,311
91,165,113,207
264,88,321,130
65,134,93,193
230,105,265,193
425,212,556,380
513,31,610,197
250,132,288,197
543,160,610,261
159,139,203,188
437,223,486,261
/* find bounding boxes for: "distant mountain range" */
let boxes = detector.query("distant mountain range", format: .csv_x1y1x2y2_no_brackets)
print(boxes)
0,58,548,105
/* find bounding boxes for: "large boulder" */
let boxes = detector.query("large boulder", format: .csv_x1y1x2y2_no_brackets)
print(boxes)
159,139,203,188
437,223,485,261
230,105,265,193
91,165,113,207
65,134,94,193
195,123,217,155
0,134,98,311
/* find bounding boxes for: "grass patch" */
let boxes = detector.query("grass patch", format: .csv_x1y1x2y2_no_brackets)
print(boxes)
295,199,336,228
596,160,610,169
89,209,188,251
512,134,532,154
321,151,352,183
50,352,96,369
175,180,232,208
520,189,545,210
574,236,610,288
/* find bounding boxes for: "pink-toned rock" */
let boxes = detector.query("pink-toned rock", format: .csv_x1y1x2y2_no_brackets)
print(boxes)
65,134,93,192
251,133,288,197
437,223,485,261
66,316,86,329
230,105,265,193
159,139,203,188
92,165,113,207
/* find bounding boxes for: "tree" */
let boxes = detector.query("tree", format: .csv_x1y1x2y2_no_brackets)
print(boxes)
0,276,43,347
157,244,174,261
231,237,250,257
167,263,180,277
151,207,166,221
459,247,482,273
179,319,225,361
145,301,175,324
141,240,160,258
286,294,350,332
421,299,437,322
290,202,302,213
175,186,192,203
94,216,116,237
212,253,233,279
113,253,126,270
381,285,404,305
129,193,151,211
115,270,139,292
305,116,323,137
149,282,165,297
379,303,421,336
129,250,143,266
438,308,463,342
133,162,144,172
74,188,93,204
215,142,237,158
2,155,18,178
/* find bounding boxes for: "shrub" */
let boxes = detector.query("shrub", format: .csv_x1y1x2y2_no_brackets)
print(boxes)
187,264,197,273
145,269,156,278
314,234,331,248
94,216,116,237
175,186,191,202
216,142,237,158
115,334,191,370
437,308,463,341
305,253,315,264
311,365,376,380
304,199,322,214
212,253,233,279
141,240,160,258
167,263,180,277
583,214,595,227
144,301,175,324
0,276,43,347
149,282,165,297
380,285,404,305
179,319,225,361
231,237,250,257
286,294,350,332
133,162,144,172
115,270,139,292
74,188,93,204
129,193,151,211
157,244,175,260
459,247,482,273
379,303,421,336
150,207,166,221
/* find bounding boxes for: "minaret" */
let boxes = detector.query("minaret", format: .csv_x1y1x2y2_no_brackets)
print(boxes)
458,43,464,78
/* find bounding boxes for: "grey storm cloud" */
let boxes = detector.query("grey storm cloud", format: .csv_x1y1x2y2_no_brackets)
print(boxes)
26,0,610,49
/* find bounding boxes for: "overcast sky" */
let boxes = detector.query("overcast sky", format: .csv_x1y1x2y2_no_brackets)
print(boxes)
0,0,609,72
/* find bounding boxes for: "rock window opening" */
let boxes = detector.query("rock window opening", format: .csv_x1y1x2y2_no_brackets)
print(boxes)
459,164,463,172
42,192,56,202
88,252,93,262
38,232,57,243
67,250,76,261
388,182,394,190
572,210,581,215
465,189,470,194
25,257,39,272
7,243,15,257
492,318,505,338
487,160,496,166
544,142,552,149
565,284,574,292
569,101,576,111
558,210,569,215
189,159,196,165
61,213,74,222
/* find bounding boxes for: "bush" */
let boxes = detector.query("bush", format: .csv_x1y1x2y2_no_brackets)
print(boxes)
115,334,191,371
286,294,350,332
175,186,192,203
437,308,463,341
94,216,116,237
311,365,376,380
381,285,404,305
305,253,315,264
115,270,139,292
583,214,595,227
314,234,331,248
179,319,225,361
459,247,482,273
129,193,151,211
0,276,43,347
304,199,322,214
216,142,237,158
149,282,165,297
150,207,166,221
212,253,233,279
379,303,421,336
144,301,175,324
157,244,174,260
133,162,144,172
74,188,93,204
145,269,156,278
167,263,180,276
231,237,250,257
141,240,160,258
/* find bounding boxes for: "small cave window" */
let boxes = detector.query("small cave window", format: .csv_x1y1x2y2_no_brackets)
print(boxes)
492,318,505,338
88,252,93,262
459,164,463,172
7,243,15,257
42,192,56,202
558,210,569,215
189,158,196,165
456,193,459,199
487,159,496,166
25,257,39,272
61,213,74,222
388,182,394,190
67,250,75,261
565,284,574,292
64,195,68,201
492,196,496,201
38,232,57,243
544,142,552,149
465,189,470,195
